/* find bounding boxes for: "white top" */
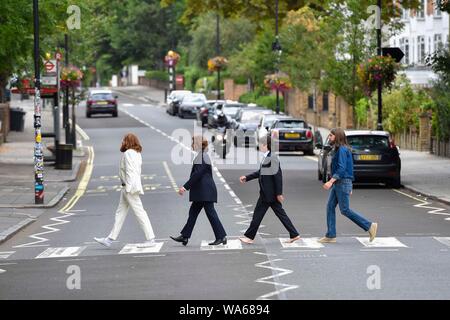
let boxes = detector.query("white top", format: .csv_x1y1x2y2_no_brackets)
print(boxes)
119,149,144,195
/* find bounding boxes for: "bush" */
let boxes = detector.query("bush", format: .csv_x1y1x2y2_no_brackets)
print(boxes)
239,91,284,112
195,76,224,92
184,66,207,91
145,70,169,82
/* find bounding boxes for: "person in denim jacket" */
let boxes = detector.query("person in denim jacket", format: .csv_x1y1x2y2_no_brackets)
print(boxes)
318,128,378,243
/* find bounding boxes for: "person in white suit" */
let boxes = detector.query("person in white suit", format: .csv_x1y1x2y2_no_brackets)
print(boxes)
94,133,156,248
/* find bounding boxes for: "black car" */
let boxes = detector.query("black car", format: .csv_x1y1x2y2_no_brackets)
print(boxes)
317,130,401,188
208,102,246,128
166,90,192,116
86,90,118,117
178,93,207,119
270,119,314,155
197,100,225,127
232,107,274,147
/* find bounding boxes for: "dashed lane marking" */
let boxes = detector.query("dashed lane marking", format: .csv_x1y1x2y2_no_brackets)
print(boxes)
279,238,324,249
200,239,242,251
356,237,408,248
119,242,164,255
0,269,5,274
35,246,87,259
0,251,15,259
434,237,450,247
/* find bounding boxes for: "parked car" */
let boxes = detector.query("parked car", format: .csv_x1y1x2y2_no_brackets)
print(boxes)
255,113,291,149
166,90,192,116
270,118,314,155
178,93,207,119
208,101,246,128
232,107,274,147
86,89,118,117
197,100,225,127
316,130,401,188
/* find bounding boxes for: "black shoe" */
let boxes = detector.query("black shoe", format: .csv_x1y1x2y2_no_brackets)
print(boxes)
170,235,188,246
208,237,227,246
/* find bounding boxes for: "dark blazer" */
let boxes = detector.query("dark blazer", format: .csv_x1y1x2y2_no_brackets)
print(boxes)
183,152,218,203
245,152,283,203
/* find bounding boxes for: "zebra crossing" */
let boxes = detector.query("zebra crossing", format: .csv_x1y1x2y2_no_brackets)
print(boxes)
2,236,450,261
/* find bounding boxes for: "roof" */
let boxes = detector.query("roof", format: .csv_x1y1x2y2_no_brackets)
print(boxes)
345,130,390,136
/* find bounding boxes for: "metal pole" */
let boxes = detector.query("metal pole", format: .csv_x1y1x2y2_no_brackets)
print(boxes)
71,89,76,149
275,0,280,114
33,0,44,204
376,0,383,131
64,34,71,143
216,14,221,100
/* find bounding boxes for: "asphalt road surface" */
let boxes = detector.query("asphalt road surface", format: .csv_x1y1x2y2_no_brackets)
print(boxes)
1,88,450,300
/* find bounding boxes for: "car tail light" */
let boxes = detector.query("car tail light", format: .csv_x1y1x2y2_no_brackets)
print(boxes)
389,138,396,149
108,100,117,105
87,100,93,105
306,130,313,139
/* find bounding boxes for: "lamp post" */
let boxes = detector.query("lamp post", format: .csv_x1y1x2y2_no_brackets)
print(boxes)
33,0,44,204
376,0,383,131
216,14,221,100
272,0,282,114
64,34,71,143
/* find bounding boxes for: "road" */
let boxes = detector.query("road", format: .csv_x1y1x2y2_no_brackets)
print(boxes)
1,87,450,300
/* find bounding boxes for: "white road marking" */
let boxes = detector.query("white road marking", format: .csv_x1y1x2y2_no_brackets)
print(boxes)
163,161,178,192
279,238,324,249
0,263,17,266
393,189,450,221
75,124,90,141
35,246,87,259
119,242,164,255
0,269,5,274
356,237,408,248
200,239,242,251
304,156,318,162
360,249,399,252
434,237,450,247
0,251,15,259
122,103,134,107
133,254,166,258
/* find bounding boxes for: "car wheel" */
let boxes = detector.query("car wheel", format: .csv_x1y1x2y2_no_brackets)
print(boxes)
112,110,118,117
86,112,91,118
388,175,401,189
305,148,315,156
179,113,184,119
233,136,238,147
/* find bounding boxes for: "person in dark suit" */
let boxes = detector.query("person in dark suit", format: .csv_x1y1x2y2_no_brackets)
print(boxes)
239,134,301,244
170,135,227,246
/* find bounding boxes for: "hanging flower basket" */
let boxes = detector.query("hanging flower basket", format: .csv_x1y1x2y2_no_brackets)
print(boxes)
357,55,399,97
165,50,180,67
60,65,83,89
208,56,228,72
264,72,292,93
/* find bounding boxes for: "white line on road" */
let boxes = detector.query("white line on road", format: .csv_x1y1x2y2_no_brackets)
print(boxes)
163,161,178,192
0,251,15,259
393,189,450,220
132,254,166,258
36,246,87,259
0,269,5,274
0,263,17,266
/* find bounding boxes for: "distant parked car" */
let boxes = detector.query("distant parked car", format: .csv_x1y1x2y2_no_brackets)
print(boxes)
232,107,274,147
270,118,314,155
197,100,225,127
255,113,292,149
316,130,401,188
178,93,207,119
208,101,246,128
86,89,118,117
166,90,192,116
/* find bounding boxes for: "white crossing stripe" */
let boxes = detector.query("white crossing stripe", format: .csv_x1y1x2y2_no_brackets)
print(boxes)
0,269,5,274
0,251,15,259
356,237,408,248
200,239,242,251
279,238,324,249
434,237,450,247
119,242,164,255
122,103,134,107
35,246,87,259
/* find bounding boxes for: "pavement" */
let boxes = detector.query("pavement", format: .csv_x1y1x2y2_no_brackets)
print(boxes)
0,95,86,244
0,85,449,300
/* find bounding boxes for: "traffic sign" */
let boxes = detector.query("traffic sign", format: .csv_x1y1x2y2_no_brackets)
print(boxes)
382,47,404,63
43,60,56,73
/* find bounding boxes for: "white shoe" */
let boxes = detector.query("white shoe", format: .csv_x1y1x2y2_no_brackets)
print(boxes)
94,237,112,248
137,239,157,248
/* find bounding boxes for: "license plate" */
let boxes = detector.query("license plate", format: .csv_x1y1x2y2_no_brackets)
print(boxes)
285,133,300,139
96,101,108,105
358,154,380,161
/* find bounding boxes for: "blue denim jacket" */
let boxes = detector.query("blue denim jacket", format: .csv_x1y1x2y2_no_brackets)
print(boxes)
331,146,354,181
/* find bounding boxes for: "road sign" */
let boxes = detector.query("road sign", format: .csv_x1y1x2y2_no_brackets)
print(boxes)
42,59,58,86
44,60,56,72
382,47,404,63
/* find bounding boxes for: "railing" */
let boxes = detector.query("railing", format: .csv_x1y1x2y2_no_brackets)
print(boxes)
392,131,420,151
430,137,450,158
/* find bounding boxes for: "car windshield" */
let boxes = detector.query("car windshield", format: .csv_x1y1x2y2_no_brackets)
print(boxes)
274,120,306,129
347,135,390,150
175,92,190,99
91,93,113,100
224,108,239,118
184,95,206,103
240,111,263,123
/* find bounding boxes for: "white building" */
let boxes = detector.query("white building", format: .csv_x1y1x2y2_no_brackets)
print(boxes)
389,0,449,87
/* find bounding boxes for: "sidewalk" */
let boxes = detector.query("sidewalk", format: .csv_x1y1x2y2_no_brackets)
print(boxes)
0,95,84,244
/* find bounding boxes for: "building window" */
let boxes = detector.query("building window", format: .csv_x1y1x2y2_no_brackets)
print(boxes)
401,8,409,20
417,36,425,65
322,92,329,112
400,37,410,65
434,34,443,52
417,0,425,19
308,95,314,110
434,0,442,17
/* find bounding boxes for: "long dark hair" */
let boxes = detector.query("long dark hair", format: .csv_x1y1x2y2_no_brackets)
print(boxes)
330,128,350,151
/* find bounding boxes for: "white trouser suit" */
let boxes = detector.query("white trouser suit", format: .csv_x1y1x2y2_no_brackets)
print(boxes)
108,149,155,241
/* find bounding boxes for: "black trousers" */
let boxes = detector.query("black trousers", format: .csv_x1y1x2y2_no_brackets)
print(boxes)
244,196,299,240
181,201,227,239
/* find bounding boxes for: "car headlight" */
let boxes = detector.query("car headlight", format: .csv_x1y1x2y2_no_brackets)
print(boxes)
216,134,223,141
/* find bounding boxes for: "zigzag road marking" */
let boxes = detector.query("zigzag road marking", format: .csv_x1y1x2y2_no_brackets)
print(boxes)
13,147,94,248
254,252,298,300
394,189,450,221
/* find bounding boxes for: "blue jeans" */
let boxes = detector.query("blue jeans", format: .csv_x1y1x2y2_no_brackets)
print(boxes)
325,179,372,238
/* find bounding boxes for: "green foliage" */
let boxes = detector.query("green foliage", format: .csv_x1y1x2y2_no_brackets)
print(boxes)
145,70,169,82
183,66,207,91
239,91,284,112
430,80,450,140
355,98,370,129
195,76,223,92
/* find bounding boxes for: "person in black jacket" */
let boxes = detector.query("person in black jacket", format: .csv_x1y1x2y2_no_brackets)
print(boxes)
239,134,301,244
170,135,227,246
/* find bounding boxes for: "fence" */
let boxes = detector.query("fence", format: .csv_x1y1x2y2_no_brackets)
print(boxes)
0,103,10,144
431,137,450,158
392,131,420,151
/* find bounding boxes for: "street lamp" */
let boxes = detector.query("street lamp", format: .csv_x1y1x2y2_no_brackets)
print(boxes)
376,0,383,131
33,0,44,204
272,0,282,114
216,14,221,100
